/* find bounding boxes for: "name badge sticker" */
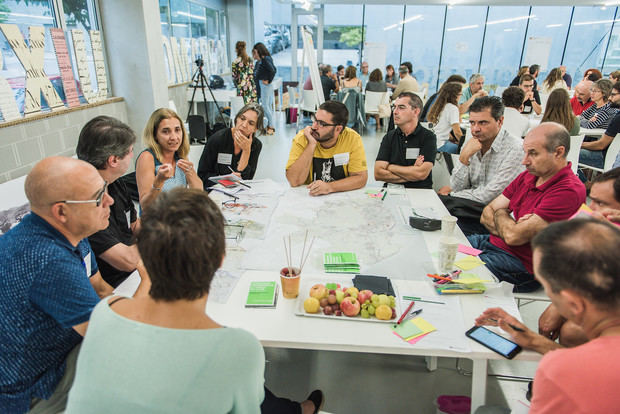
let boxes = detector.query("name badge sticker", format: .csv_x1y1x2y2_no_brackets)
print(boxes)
84,252,92,278
406,148,420,159
333,152,350,166
125,210,132,229
217,153,232,165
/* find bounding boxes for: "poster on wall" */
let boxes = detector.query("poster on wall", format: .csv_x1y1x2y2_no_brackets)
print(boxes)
0,48,21,121
89,30,108,100
50,28,80,108
523,37,552,71
0,24,64,115
71,29,97,103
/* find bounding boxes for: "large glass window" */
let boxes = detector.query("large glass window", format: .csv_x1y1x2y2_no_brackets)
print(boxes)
253,0,292,80
206,8,217,40
563,6,616,83
189,3,206,38
603,21,620,75
361,5,404,80
479,6,531,88
0,0,58,115
522,6,572,83
438,6,487,85
323,4,362,71
401,5,445,93
170,0,190,38
160,0,171,37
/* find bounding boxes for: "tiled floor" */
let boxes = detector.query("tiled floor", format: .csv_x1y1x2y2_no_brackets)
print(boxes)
191,111,546,414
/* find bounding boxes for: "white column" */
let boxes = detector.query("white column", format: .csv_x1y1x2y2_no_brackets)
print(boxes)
98,0,169,136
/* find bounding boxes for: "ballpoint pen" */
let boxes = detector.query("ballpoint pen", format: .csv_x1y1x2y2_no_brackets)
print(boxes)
228,166,251,188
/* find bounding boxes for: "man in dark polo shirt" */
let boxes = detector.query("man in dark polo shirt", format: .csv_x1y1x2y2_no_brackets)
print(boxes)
519,74,542,116
374,92,437,188
76,116,140,288
319,64,338,102
468,122,586,292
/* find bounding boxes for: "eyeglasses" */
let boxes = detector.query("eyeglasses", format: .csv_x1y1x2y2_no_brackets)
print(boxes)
611,92,620,96
54,181,109,207
311,114,338,128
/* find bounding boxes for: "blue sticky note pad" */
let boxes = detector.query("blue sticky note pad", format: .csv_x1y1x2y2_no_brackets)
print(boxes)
392,320,423,339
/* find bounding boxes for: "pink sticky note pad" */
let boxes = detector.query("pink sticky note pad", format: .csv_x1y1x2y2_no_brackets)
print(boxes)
458,244,482,256
392,331,432,345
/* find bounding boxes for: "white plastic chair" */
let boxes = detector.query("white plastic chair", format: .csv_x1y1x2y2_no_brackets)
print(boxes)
494,86,507,97
364,91,389,131
567,134,585,175
578,133,620,173
539,93,550,113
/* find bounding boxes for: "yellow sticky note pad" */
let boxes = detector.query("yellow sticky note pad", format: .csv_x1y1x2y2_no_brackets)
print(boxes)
404,317,436,340
451,273,493,285
454,256,486,271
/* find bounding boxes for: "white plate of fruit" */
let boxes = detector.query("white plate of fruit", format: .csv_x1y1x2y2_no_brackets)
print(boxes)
294,279,400,323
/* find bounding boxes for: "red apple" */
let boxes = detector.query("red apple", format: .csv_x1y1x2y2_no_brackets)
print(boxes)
357,289,373,305
309,284,328,300
340,297,361,317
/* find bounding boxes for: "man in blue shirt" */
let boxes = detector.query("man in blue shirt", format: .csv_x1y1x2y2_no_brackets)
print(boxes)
0,157,148,413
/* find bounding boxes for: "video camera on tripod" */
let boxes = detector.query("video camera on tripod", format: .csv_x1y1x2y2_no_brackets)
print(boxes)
186,54,226,144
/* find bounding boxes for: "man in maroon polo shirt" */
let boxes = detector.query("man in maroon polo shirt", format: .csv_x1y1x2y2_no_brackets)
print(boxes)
467,122,586,292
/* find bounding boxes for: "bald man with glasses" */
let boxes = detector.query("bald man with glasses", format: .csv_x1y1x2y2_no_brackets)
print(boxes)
286,101,368,196
0,157,149,414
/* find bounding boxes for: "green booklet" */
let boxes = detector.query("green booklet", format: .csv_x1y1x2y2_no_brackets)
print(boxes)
324,252,360,273
245,281,278,307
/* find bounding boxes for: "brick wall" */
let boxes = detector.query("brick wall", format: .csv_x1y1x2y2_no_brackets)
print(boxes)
0,98,127,184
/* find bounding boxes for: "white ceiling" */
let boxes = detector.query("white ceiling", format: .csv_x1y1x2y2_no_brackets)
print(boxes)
279,0,620,6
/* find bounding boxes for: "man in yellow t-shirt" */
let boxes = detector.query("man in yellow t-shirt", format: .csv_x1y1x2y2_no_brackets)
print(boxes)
286,101,368,196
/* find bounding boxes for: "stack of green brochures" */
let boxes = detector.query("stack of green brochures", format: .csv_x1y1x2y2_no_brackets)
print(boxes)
324,252,360,273
245,281,278,307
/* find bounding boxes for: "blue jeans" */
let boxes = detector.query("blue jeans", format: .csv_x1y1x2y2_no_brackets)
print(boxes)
260,82,275,128
467,234,539,293
578,148,604,169
438,141,459,154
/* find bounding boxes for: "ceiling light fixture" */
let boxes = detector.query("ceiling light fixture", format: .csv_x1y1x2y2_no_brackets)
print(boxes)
486,15,535,25
446,24,479,32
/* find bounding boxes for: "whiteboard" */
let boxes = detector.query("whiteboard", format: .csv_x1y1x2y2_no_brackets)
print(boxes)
301,26,324,106
363,42,386,74
523,37,552,71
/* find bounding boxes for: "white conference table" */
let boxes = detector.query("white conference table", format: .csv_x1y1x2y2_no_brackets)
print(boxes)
117,187,540,412
211,188,539,412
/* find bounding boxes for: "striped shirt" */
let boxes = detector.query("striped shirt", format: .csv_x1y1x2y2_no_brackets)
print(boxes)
580,102,619,129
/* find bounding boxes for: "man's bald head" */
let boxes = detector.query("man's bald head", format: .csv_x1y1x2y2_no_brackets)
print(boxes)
535,121,570,157
25,157,101,212
575,80,593,103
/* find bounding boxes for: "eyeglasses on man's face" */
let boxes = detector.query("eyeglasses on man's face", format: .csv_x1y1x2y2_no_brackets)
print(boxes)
311,114,338,128
54,181,109,207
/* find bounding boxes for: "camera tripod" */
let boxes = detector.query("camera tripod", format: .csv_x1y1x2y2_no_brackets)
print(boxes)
186,59,226,144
